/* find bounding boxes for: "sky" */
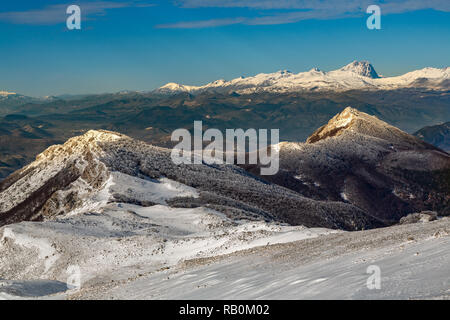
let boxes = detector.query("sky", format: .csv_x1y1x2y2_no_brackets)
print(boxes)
0,0,449,96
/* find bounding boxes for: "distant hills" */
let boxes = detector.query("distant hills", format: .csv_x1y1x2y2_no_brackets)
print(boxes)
0,92,48,113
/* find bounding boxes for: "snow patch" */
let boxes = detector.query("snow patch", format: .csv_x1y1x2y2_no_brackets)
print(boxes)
1,227,59,273
340,192,349,201
108,172,199,205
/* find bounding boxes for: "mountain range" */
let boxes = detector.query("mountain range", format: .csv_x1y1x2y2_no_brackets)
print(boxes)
156,61,450,94
1,108,448,230
1,61,448,102
1,90,449,181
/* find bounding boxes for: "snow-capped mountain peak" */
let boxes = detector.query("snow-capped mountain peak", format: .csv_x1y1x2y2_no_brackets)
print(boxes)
338,60,380,78
157,82,196,94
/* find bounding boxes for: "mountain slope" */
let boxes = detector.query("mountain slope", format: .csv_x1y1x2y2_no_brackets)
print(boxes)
338,60,380,78
245,107,450,222
87,217,450,300
156,61,449,94
1,87,448,181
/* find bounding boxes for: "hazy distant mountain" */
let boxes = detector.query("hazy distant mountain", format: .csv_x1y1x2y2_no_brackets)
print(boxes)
0,114,61,180
415,122,450,151
0,91,47,113
155,61,449,94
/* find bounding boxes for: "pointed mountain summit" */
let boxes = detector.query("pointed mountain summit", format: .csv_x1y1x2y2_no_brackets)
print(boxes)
306,107,430,149
339,61,380,78
259,108,450,222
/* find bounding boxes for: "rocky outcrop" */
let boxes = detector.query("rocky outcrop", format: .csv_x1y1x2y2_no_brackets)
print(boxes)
399,211,438,224
0,131,116,226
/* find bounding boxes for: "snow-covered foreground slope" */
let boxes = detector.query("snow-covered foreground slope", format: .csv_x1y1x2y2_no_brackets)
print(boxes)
70,217,450,300
156,61,449,94
1,212,448,299
0,170,339,299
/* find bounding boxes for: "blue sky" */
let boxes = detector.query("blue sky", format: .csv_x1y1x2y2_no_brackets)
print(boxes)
0,0,449,96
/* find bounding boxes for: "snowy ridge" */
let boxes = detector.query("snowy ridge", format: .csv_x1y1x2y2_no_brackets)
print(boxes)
0,130,122,215
155,61,449,94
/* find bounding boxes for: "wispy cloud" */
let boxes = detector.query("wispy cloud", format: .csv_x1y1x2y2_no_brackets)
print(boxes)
178,0,366,10
179,0,450,12
157,17,245,29
0,1,154,25
160,0,450,28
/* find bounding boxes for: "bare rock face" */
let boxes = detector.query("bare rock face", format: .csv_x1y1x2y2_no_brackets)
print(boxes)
0,131,119,226
306,107,357,143
339,61,380,79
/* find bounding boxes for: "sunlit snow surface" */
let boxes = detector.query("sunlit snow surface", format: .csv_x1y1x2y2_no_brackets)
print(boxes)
0,171,338,299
